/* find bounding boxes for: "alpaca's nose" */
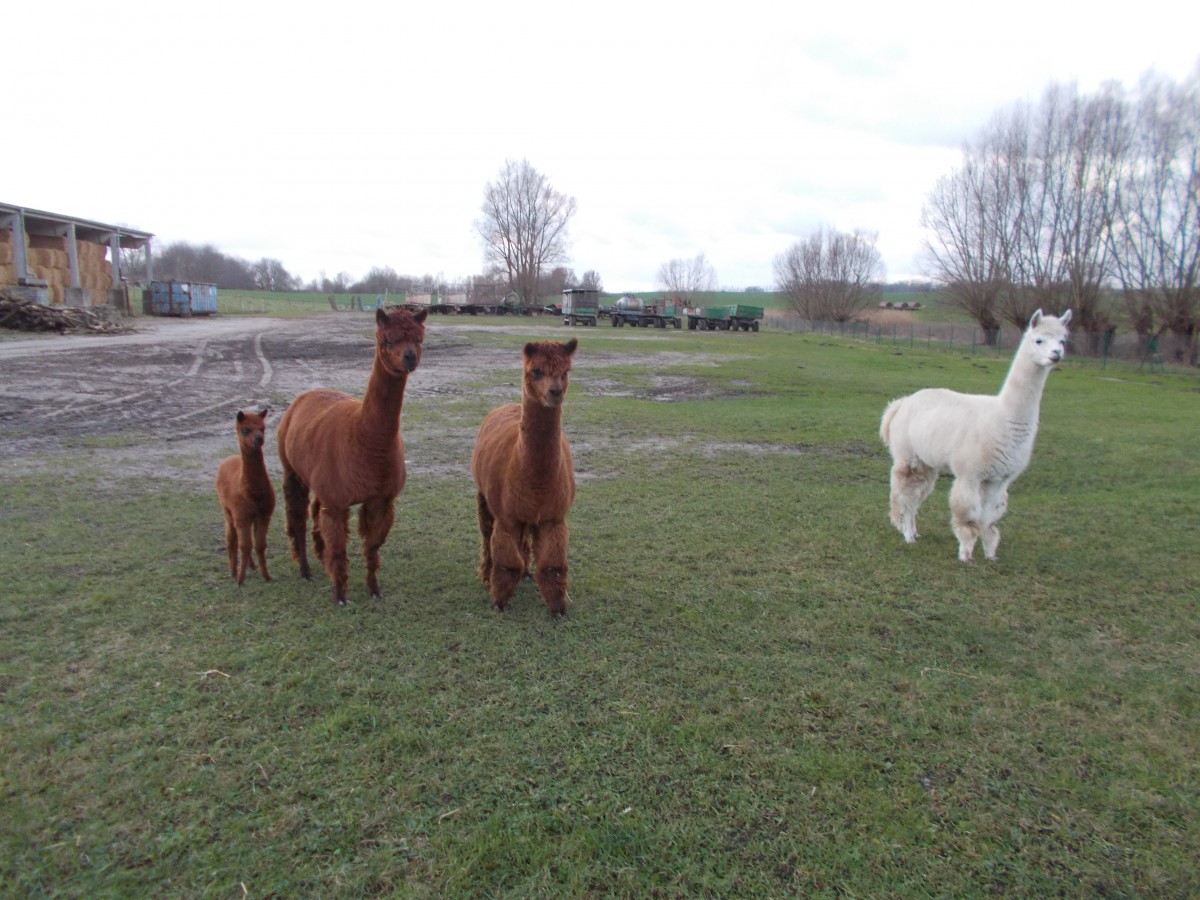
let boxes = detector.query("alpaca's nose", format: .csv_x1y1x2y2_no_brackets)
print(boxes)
403,349,418,370
548,385,563,399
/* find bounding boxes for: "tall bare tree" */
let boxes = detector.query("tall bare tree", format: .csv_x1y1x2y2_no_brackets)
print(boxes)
1107,67,1200,363
656,253,717,305
476,159,577,307
774,227,883,322
920,154,1009,339
578,269,603,292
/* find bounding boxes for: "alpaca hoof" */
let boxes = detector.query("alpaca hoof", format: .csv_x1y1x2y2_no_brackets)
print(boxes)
491,600,508,612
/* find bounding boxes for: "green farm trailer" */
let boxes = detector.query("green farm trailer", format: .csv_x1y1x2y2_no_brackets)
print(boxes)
561,288,599,326
686,304,764,331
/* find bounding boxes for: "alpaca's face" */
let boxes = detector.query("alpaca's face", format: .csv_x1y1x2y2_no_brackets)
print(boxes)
236,408,268,452
1026,310,1071,367
375,306,427,375
522,338,578,408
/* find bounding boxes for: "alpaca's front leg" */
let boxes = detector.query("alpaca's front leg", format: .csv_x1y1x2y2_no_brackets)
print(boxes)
253,516,273,582
950,478,983,562
222,511,239,581
532,520,569,617
359,498,395,599
980,485,1008,560
234,518,255,586
487,523,526,611
317,505,351,605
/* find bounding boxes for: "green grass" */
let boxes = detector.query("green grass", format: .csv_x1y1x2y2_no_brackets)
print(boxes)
2,327,1198,896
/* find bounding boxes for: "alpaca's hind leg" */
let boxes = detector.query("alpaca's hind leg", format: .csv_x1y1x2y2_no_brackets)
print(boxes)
486,523,525,612
476,492,495,585
222,510,238,580
980,484,1008,560
950,478,984,562
890,461,937,543
358,498,395,599
282,470,312,580
253,515,273,582
309,496,325,562
532,521,570,616
317,504,351,605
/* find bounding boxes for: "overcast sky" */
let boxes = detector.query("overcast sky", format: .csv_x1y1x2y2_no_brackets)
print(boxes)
7,2,1198,292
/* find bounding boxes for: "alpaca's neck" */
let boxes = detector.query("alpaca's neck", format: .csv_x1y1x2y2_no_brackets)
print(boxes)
518,397,564,469
240,445,271,491
998,344,1051,423
358,356,407,443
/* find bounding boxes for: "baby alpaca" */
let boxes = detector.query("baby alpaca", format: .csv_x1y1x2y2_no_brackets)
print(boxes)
216,407,276,585
880,309,1071,562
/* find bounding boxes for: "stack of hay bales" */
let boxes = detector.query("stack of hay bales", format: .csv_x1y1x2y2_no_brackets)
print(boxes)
10,234,113,306
75,239,114,306
0,228,15,288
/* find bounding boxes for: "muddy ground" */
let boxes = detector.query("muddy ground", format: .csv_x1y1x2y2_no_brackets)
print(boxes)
0,314,749,487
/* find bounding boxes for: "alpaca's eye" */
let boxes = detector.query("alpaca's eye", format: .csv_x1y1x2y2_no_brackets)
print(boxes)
531,369,543,379
1035,338,1044,344
242,428,250,435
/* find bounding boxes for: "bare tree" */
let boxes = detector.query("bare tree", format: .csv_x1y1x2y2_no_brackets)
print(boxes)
578,269,603,292
476,159,577,308
774,227,884,322
921,141,1013,340
656,253,717,305
1107,67,1200,363
251,258,296,292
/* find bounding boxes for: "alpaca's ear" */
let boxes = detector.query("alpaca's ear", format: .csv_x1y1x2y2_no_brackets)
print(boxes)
1060,310,1073,325
260,407,269,419
563,338,578,356
523,342,537,359
236,410,246,423
376,306,388,325
412,307,428,323
1029,309,1044,327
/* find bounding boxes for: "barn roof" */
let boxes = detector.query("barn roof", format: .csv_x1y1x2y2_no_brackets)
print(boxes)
0,201,154,248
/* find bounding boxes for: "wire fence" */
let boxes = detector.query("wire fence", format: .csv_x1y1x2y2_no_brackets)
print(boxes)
763,312,1165,368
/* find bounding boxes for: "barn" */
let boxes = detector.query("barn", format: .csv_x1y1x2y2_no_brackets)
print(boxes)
0,202,154,310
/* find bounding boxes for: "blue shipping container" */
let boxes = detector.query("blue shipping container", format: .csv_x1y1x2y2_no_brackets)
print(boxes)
145,281,218,316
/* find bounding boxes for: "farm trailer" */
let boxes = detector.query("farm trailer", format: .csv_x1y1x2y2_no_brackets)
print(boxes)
686,304,764,331
608,296,682,329
561,288,600,326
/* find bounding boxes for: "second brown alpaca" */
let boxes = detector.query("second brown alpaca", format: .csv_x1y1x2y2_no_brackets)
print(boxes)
215,407,276,585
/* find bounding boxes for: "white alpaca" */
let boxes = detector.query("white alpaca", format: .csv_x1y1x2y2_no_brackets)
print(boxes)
880,309,1071,562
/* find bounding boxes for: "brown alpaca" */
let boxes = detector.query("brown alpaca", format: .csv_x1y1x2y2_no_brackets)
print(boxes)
215,407,276,586
276,306,427,605
471,338,578,616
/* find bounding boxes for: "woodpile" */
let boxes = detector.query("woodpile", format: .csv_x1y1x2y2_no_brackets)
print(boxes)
0,290,128,334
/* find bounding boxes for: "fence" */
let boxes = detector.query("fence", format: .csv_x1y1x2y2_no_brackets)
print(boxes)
763,313,1159,366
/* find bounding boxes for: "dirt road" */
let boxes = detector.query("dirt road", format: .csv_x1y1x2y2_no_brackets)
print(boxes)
0,315,519,483
0,314,726,485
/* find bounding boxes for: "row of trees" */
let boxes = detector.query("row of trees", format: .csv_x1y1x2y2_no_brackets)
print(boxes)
122,242,300,292
921,67,1200,360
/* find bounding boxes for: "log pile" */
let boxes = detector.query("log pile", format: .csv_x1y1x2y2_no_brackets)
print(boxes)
0,291,129,334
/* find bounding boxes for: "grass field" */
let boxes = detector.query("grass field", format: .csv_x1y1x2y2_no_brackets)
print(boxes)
2,319,1197,896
